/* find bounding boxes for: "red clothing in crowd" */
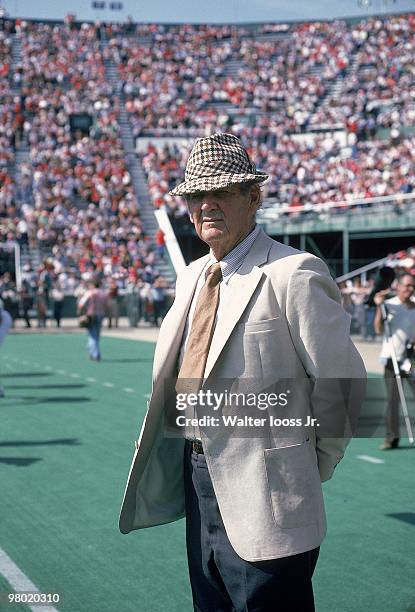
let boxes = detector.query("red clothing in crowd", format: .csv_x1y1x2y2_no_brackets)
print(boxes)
155,229,165,247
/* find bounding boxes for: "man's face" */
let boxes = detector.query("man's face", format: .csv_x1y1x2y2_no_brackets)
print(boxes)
186,184,260,259
397,274,415,302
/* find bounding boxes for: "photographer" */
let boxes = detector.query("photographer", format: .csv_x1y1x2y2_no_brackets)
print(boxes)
374,273,415,449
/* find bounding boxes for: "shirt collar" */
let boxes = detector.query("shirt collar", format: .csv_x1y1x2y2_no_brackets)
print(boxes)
207,224,260,284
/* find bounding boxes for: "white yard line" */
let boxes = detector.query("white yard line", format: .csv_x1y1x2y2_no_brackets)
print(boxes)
356,455,385,464
0,547,59,612
4,357,136,395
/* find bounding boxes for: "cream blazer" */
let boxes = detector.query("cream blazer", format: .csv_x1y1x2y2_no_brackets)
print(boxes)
119,229,366,561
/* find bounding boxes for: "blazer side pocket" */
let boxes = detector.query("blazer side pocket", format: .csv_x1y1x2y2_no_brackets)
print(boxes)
263,440,319,529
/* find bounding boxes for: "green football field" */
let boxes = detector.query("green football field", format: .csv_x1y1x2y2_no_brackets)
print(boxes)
0,333,414,612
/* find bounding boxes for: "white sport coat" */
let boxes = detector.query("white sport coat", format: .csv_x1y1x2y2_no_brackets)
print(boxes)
119,229,366,561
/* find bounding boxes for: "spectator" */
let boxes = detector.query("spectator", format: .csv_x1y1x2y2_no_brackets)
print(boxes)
140,282,154,325
77,278,109,362
36,286,48,328
152,276,166,326
0,298,12,398
363,278,377,341
124,274,140,327
351,278,369,336
107,278,119,329
19,279,33,328
0,275,19,327
51,280,65,328
155,228,166,260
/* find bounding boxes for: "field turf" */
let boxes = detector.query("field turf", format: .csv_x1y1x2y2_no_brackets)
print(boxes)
0,333,414,612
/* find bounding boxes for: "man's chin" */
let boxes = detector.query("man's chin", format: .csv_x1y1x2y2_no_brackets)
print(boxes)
201,228,225,243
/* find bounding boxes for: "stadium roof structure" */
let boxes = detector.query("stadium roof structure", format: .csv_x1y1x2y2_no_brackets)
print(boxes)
1,0,415,23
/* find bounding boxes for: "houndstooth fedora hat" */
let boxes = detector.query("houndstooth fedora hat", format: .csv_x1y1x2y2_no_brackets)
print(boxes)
169,133,268,197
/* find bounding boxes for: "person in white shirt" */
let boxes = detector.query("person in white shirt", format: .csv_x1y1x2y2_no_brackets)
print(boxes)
374,272,415,449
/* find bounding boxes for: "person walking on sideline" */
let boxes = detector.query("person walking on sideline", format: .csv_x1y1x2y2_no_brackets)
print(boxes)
77,279,108,361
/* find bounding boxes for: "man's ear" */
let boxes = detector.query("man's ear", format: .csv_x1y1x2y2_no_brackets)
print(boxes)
249,184,261,213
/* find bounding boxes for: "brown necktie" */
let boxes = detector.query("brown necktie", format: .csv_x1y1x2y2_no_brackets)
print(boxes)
176,262,222,395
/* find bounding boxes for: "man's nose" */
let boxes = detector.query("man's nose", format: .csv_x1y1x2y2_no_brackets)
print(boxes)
200,194,219,210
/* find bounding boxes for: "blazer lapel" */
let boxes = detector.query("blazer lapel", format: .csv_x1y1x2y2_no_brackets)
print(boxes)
152,255,210,384
204,230,272,380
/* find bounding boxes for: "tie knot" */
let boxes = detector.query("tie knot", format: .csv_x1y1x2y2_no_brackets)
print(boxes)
206,263,222,286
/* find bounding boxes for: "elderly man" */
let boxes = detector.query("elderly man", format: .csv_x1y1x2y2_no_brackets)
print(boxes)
120,133,366,611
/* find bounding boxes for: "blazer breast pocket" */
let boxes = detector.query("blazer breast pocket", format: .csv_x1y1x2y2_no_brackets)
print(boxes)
263,440,320,529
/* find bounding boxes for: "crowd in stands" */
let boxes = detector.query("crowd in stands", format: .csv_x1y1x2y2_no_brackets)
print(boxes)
0,81,19,223
16,19,130,220
256,132,415,207
106,20,357,136
0,31,13,162
1,13,415,324
105,15,415,138
103,15,415,216
140,132,415,216
319,16,415,133
0,20,20,216
107,24,236,137
1,20,170,313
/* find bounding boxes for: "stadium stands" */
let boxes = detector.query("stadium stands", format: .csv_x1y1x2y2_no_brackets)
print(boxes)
1,20,164,312
139,133,415,215
1,13,415,319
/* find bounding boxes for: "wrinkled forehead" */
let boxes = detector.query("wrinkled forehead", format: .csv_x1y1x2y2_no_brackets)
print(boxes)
186,185,242,200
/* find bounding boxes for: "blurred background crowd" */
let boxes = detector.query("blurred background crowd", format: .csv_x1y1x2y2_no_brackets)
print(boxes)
1,14,414,328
